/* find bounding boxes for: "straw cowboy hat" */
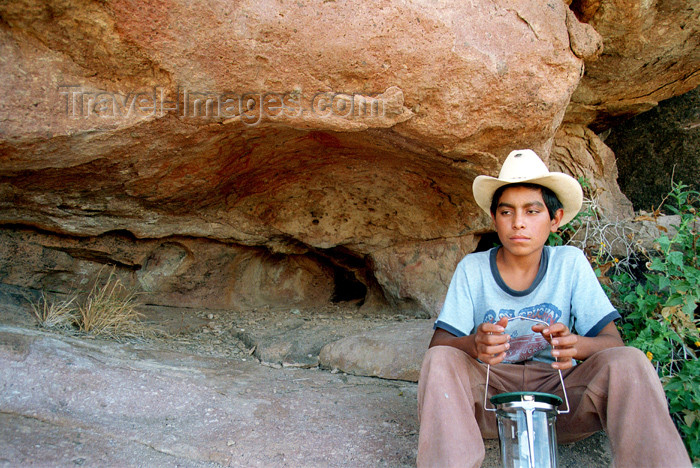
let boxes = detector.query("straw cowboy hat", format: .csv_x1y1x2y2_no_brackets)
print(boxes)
472,149,583,225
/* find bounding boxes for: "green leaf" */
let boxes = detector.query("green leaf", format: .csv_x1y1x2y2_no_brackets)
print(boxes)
668,251,685,268
650,257,666,271
657,236,672,252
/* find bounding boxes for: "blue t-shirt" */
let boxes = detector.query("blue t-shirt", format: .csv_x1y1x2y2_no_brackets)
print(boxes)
435,245,620,363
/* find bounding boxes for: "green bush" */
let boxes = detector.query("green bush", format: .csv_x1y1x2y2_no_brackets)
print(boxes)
553,180,699,462
608,181,699,462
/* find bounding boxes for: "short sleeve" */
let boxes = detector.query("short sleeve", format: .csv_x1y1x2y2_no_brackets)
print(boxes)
569,249,620,337
434,258,476,337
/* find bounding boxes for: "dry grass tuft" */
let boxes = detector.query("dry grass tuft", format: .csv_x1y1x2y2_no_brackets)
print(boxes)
30,292,77,329
28,266,152,339
76,267,145,338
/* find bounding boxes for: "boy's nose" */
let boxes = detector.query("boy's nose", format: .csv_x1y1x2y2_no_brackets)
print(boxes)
512,213,526,228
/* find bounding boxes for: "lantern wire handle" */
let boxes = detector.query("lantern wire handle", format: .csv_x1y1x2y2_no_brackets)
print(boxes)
483,316,570,414
485,363,496,412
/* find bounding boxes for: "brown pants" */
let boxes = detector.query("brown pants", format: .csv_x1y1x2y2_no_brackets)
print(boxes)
417,345,691,468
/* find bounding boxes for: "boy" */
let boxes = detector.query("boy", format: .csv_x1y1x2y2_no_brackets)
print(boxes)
416,150,691,467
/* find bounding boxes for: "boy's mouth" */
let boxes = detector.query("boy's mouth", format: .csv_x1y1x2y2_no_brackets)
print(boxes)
510,235,530,241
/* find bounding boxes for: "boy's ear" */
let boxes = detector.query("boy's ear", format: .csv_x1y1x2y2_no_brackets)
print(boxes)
550,208,565,232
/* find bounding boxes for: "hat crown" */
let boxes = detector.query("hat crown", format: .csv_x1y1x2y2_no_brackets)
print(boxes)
499,149,550,181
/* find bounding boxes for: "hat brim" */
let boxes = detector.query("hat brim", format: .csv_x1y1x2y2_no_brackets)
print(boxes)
472,173,583,226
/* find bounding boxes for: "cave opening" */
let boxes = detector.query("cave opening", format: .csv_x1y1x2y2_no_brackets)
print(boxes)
310,246,371,305
330,266,367,304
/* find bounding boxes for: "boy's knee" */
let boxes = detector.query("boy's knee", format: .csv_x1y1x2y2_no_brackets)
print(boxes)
591,346,658,384
421,346,462,371
419,346,470,383
424,344,462,360
595,346,647,366
616,345,649,365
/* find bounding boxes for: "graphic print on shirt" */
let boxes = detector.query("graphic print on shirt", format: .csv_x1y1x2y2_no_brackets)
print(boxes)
484,303,563,363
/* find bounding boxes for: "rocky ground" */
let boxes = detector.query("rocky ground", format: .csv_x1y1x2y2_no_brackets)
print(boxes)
0,285,612,467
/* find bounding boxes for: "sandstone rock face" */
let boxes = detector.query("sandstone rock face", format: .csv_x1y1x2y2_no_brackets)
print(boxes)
0,228,334,309
0,0,696,315
550,124,634,220
369,236,479,317
566,0,700,129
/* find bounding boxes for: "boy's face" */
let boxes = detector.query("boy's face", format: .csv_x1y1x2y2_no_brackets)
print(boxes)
492,186,563,259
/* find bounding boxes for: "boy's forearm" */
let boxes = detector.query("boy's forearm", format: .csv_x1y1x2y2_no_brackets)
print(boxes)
429,329,479,359
571,328,625,361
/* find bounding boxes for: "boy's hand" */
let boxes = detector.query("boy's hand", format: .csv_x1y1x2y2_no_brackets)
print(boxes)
475,317,510,364
532,322,578,370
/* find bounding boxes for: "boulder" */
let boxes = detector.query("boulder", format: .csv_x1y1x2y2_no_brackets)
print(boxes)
319,320,434,382
565,7,603,61
571,214,700,260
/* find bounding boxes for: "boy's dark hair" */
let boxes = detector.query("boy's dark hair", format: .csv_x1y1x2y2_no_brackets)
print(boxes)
489,183,564,220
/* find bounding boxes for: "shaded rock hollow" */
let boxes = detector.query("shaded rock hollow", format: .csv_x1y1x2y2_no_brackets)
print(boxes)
0,0,698,316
